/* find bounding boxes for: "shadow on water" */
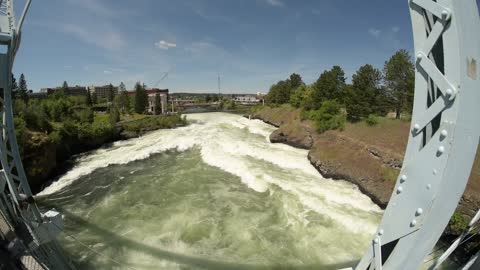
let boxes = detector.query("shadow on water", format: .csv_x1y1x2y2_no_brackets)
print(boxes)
41,203,359,270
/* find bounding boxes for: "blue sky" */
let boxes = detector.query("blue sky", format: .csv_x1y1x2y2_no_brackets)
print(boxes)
14,0,417,93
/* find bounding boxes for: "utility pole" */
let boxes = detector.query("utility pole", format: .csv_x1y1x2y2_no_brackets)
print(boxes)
218,74,221,97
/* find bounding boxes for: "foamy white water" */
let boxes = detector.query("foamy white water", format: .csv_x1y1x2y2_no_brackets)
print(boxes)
39,113,384,269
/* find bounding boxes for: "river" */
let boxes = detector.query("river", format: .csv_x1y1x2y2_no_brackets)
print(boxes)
36,113,450,269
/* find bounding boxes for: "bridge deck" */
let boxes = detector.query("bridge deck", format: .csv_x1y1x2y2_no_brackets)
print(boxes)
0,213,45,270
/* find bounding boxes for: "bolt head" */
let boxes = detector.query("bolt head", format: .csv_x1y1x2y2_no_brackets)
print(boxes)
446,89,453,96
416,208,424,216
413,124,420,131
397,186,404,194
411,220,417,227
427,184,432,190
374,238,379,244
441,9,451,20
400,175,407,183
438,146,445,154
417,53,423,60
440,130,448,138
378,229,384,236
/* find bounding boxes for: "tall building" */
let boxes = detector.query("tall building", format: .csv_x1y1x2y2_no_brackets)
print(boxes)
39,86,87,96
87,85,119,99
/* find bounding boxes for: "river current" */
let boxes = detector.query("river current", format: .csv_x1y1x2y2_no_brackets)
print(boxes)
38,113,388,269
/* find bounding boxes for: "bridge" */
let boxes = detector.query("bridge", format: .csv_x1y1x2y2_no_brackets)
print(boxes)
0,0,479,269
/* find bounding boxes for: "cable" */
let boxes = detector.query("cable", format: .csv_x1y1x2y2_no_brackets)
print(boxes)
424,231,479,265
51,222,140,270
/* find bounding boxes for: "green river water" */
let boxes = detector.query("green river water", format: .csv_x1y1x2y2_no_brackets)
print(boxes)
37,113,453,270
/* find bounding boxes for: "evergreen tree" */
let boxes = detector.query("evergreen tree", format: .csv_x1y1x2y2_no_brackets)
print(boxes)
134,82,148,114
11,74,18,99
118,90,131,113
86,90,93,107
18,73,29,103
289,73,303,90
119,82,126,92
346,64,385,121
92,92,98,104
154,94,162,115
383,49,415,119
312,66,346,109
107,83,115,102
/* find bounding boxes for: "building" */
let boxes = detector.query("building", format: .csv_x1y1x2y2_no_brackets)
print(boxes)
87,85,119,100
127,88,169,114
28,92,48,99
233,95,260,105
147,89,169,114
39,86,87,96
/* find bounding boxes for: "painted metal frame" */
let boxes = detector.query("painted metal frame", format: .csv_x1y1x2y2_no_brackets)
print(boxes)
356,0,480,269
0,0,75,269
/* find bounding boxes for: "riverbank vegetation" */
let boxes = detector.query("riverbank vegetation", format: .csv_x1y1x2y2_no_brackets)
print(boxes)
265,49,414,133
11,77,187,192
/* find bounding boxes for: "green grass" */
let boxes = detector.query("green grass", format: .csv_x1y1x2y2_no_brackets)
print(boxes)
380,166,399,182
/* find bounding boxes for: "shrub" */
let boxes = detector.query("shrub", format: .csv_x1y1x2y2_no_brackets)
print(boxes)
22,105,51,132
449,211,468,235
303,100,345,134
366,114,380,126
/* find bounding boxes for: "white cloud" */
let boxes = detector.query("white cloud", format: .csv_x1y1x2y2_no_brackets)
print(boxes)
265,0,284,7
155,40,177,50
61,24,126,51
368,28,382,38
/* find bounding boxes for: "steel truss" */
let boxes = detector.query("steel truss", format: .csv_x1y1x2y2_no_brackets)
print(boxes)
356,0,480,269
0,0,74,269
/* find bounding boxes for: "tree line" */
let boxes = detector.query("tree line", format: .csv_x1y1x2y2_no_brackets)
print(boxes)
266,49,414,132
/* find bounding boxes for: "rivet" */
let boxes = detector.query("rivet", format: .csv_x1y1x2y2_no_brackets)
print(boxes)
400,175,407,183
440,130,448,138
433,169,437,175
441,9,451,20
416,208,424,216
378,229,384,236
427,184,432,190
438,146,445,155
417,53,423,60
374,238,379,244
397,186,404,194
411,220,417,227
413,124,420,132
446,89,453,97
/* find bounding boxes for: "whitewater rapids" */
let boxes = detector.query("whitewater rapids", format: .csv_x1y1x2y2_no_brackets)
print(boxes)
38,113,384,270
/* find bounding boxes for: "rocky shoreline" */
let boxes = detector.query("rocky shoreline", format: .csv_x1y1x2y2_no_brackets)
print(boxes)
26,118,188,194
250,105,480,263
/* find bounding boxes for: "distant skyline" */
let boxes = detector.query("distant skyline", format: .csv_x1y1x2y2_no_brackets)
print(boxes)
13,0,431,93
